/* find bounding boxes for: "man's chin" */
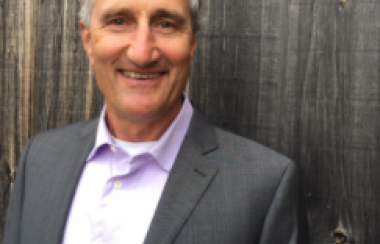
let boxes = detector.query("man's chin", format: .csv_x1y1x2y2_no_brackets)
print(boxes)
114,105,162,122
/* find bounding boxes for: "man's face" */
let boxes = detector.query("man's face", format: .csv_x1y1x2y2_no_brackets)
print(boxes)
80,0,197,123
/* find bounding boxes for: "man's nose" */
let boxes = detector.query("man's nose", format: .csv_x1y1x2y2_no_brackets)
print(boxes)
126,25,160,67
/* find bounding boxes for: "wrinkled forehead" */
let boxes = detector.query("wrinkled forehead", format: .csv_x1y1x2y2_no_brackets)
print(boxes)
91,0,190,13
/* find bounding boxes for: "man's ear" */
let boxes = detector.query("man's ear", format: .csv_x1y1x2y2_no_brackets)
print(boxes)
79,21,94,67
190,31,197,58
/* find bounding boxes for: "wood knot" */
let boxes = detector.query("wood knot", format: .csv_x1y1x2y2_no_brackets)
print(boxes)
333,227,348,244
10,170,16,183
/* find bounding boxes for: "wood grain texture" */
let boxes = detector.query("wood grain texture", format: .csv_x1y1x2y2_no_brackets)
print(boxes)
0,0,104,240
1,0,380,243
191,0,380,243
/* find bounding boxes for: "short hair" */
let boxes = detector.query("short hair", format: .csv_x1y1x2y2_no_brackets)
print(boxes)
79,0,201,32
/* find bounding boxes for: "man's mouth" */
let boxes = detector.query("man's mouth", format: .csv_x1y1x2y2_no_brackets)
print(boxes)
120,71,164,79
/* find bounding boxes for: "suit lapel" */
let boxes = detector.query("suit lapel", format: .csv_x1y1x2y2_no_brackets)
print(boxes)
43,120,98,244
144,112,219,244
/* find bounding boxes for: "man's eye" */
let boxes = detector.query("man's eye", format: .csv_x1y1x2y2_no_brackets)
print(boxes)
160,21,173,28
153,21,177,34
113,19,125,25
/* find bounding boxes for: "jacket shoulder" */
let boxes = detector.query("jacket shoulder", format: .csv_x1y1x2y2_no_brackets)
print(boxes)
21,119,98,161
32,119,98,142
214,127,292,162
213,127,294,172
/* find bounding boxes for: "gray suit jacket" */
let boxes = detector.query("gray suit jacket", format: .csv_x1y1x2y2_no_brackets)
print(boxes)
3,111,307,244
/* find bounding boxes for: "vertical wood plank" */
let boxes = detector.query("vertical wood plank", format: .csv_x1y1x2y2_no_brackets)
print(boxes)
1,0,380,243
0,0,103,239
191,0,380,243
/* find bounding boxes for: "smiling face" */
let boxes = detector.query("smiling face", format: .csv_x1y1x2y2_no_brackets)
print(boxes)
80,0,197,133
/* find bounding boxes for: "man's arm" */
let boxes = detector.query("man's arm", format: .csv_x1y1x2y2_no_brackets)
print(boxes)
2,138,34,244
259,162,308,244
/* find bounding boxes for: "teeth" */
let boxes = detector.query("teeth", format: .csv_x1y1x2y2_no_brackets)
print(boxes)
122,71,161,79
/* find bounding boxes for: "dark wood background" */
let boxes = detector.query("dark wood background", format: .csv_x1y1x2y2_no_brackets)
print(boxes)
1,0,379,243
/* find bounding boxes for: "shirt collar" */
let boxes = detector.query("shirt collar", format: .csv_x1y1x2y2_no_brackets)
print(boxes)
86,106,115,161
87,95,194,172
149,96,193,171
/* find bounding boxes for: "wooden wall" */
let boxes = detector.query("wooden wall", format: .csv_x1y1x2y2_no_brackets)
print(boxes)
192,0,380,243
1,0,380,243
0,0,104,240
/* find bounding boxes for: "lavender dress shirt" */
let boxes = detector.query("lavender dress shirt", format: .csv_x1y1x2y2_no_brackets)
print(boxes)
62,96,193,244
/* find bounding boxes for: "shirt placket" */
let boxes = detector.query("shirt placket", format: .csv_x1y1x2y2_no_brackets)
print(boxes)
90,145,130,244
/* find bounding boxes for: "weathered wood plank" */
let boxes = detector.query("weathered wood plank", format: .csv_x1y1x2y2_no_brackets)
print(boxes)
0,0,103,239
192,0,380,243
1,0,380,243
0,0,25,239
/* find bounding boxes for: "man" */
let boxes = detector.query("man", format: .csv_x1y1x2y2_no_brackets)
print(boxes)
3,0,307,243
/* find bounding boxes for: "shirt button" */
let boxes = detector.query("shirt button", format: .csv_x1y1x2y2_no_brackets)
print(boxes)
110,146,117,153
114,180,123,189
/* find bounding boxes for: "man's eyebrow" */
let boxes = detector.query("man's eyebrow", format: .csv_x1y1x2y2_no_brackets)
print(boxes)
151,9,187,25
100,8,134,22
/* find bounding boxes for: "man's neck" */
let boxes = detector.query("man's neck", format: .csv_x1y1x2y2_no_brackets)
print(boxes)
105,102,182,143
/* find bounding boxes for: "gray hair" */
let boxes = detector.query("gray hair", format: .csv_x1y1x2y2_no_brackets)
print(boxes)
79,0,201,32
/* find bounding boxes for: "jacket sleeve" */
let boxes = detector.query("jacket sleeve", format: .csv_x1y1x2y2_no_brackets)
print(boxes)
2,138,34,244
258,162,308,244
